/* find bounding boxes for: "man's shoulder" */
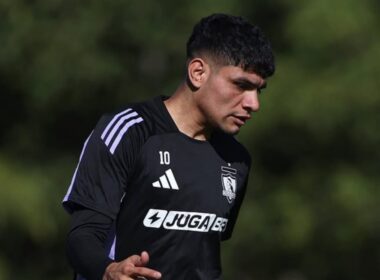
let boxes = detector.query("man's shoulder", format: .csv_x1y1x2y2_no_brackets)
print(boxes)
102,96,176,133
99,99,152,128
93,96,177,155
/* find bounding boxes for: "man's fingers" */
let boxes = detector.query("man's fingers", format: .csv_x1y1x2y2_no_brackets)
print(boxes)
125,251,149,267
116,252,160,279
125,254,143,266
131,266,161,279
104,256,161,280
121,265,161,279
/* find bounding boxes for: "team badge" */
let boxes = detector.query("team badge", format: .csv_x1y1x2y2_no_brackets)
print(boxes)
221,165,237,203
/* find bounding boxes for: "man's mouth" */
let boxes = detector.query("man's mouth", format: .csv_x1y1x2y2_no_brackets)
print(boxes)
233,115,251,126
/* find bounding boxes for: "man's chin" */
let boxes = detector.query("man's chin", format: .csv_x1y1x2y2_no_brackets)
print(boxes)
230,129,240,136
219,125,241,135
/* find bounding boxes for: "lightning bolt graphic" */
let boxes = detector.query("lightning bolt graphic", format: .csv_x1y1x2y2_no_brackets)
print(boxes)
149,212,160,224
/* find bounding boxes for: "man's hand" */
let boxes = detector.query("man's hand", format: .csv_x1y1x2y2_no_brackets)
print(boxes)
103,251,162,280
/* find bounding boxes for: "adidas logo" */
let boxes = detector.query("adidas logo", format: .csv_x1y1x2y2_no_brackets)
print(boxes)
152,169,179,190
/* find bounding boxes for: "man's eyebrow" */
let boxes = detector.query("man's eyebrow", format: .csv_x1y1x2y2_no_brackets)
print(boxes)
232,78,267,89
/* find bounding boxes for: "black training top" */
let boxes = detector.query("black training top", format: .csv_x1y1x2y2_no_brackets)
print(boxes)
63,96,251,280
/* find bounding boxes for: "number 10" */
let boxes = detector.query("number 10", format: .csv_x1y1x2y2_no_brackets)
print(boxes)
159,151,170,165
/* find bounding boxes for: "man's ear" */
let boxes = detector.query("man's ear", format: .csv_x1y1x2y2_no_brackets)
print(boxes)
187,58,210,89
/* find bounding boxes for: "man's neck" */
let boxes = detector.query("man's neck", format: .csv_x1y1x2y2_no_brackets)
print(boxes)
164,83,212,141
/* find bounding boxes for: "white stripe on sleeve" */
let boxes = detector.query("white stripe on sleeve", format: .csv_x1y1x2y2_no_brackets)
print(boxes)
63,131,93,202
109,117,144,154
104,111,138,146
101,108,132,140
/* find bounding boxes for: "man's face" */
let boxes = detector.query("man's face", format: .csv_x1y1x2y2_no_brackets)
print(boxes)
195,64,266,135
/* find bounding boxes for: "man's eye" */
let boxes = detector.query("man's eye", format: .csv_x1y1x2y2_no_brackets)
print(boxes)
235,82,251,91
235,83,262,93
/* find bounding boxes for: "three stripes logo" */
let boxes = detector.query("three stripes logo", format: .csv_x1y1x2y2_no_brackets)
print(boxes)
101,108,144,154
152,169,179,190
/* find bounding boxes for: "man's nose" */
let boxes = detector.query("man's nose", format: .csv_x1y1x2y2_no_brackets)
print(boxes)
242,90,260,112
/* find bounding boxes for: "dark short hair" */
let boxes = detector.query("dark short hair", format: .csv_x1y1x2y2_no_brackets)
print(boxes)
186,13,275,78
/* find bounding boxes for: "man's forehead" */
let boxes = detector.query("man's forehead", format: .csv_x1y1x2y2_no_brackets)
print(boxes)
219,65,266,86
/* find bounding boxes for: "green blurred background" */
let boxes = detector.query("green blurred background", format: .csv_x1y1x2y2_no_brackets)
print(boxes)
1,0,379,279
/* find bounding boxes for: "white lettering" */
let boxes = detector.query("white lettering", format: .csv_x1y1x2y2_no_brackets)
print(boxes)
143,209,225,233
211,217,228,232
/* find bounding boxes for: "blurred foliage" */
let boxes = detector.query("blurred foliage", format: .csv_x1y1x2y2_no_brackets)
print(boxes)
0,0,379,279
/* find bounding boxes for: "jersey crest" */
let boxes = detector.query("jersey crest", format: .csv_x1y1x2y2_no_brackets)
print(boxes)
221,166,237,203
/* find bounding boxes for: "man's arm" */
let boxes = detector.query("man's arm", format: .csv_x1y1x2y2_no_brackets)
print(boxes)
66,207,115,279
67,207,162,280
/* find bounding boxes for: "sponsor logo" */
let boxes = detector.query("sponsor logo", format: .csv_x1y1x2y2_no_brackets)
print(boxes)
152,169,179,190
221,166,237,203
143,209,228,233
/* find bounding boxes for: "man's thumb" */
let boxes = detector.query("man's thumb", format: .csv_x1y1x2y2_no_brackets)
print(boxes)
138,251,149,266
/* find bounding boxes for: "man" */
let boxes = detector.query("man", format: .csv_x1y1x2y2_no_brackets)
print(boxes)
63,13,275,280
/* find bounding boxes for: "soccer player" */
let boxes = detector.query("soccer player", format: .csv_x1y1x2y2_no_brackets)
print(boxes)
63,13,275,280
